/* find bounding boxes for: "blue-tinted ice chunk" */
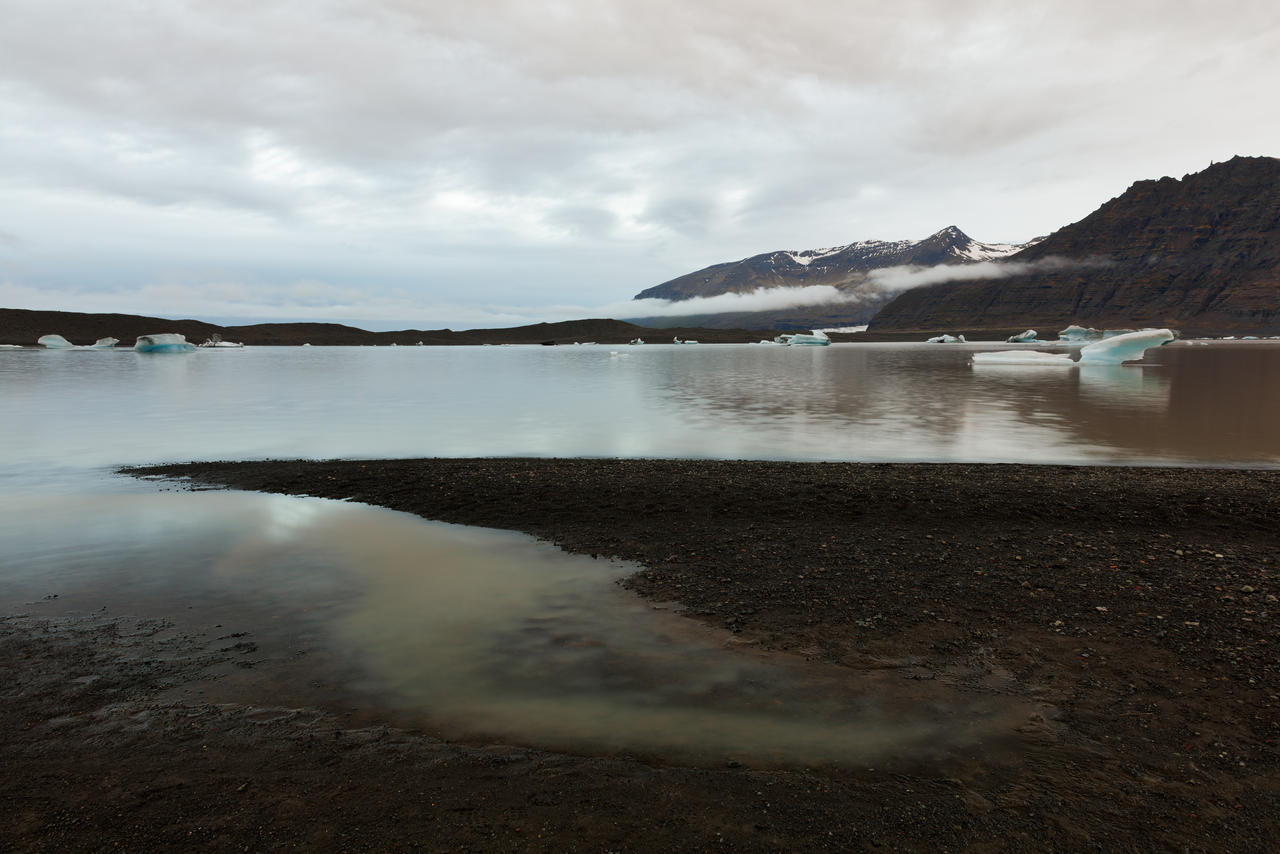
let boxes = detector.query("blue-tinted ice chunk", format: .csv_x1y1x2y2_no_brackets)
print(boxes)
38,334,75,349
135,333,196,353
1077,328,1174,365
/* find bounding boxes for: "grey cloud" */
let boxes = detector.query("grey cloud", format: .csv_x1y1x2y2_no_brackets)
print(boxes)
1,0,1277,324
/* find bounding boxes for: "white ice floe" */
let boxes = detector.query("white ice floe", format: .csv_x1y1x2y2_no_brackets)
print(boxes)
971,350,1075,367
134,333,196,353
38,334,75,349
1006,330,1038,343
0,344,24,350
198,335,243,348
91,337,119,349
926,334,966,344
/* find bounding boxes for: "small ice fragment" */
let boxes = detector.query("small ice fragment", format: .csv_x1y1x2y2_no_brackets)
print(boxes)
972,351,1075,367
1076,328,1174,365
787,330,831,346
38,334,75,349
91,337,119,349
1006,330,1037,343
134,333,196,353
925,334,963,344
1057,324,1102,342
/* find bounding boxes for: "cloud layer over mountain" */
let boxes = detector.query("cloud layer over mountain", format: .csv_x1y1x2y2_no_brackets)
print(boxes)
2,1,1277,328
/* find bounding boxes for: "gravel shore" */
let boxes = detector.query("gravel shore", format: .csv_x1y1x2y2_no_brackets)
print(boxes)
4,459,1277,852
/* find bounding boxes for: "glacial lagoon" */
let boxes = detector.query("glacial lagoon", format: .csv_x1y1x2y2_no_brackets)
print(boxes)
2,340,1278,763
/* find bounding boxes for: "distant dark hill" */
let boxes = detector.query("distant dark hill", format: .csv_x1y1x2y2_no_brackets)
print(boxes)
630,226,1029,330
870,156,1280,336
0,309,772,347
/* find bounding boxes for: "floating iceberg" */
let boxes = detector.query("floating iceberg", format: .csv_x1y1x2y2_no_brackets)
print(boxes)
1057,324,1101,342
1076,328,1174,364
1006,329,1038,343
198,334,242,348
1057,324,1141,343
0,344,24,350
38,334,75,349
91,337,119,349
972,350,1075,367
788,330,831,346
973,328,1174,368
926,334,966,344
134,333,196,353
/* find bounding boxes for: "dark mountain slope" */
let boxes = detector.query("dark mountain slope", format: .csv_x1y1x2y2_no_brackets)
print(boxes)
870,156,1280,335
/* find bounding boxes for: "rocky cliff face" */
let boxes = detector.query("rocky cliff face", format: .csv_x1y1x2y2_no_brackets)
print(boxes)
870,156,1280,335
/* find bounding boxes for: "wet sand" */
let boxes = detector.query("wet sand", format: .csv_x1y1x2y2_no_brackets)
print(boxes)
4,459,1278,851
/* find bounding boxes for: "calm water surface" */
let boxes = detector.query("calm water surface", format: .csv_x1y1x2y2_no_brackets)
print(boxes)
2,341,1276,762
3,341,1279,484
0,490,1021,765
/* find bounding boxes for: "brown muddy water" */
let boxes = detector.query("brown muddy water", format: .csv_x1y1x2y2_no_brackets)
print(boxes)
0,490,1031,768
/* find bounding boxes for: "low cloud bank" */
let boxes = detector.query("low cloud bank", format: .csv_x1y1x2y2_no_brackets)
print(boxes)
865,256,1097,294
620,285,852,317
2,256,1096,332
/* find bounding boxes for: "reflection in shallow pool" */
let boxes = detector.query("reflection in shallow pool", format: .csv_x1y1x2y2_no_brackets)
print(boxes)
0,489,1028,766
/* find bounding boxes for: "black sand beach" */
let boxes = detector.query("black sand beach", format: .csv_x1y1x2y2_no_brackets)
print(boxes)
4,459,1278,851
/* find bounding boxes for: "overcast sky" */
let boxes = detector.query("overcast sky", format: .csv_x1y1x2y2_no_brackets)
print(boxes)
2,0,1277,330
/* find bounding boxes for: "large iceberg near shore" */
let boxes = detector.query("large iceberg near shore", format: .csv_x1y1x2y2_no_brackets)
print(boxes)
973,328,1175,367
1076,328,1174,364
135,333,196,353
38,334,75,349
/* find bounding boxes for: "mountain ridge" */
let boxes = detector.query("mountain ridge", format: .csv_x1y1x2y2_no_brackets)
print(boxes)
628,226,1032,330
870,156,1280,335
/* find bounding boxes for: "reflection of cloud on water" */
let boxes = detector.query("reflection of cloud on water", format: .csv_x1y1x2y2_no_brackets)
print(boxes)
303,502,1017,766
646,344,1280,465
4,491,1027,767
